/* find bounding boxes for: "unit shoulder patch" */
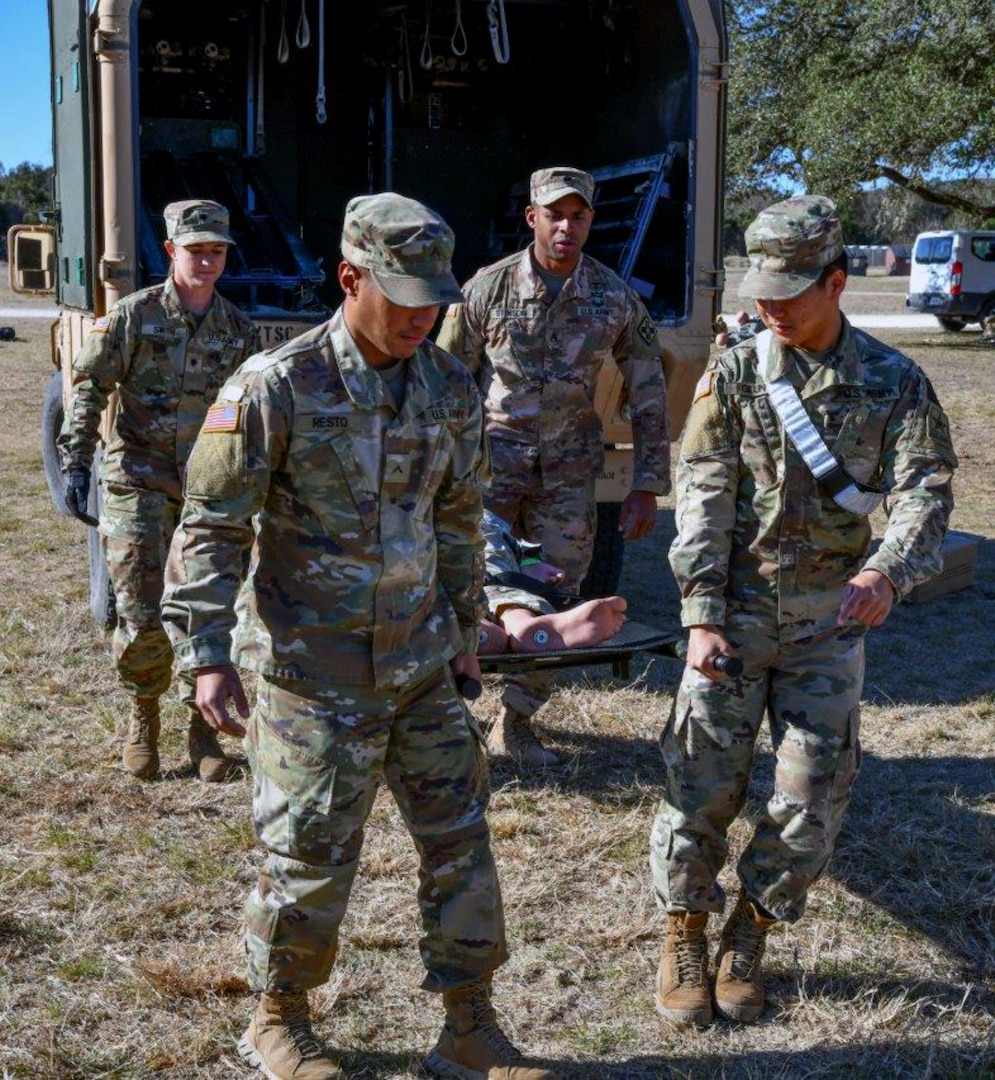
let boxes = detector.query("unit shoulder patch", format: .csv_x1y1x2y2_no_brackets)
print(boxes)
636,315,658,346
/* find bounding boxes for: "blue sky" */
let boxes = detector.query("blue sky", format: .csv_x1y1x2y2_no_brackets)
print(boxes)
0,0,54,169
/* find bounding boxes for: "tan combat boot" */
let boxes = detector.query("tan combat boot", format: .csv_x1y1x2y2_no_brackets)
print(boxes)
714,892,778,1022
425,977,560,1079
188,709,234,782
487,707,563,768
654,911,712,1026
122,696,160,780
237,991,340,1079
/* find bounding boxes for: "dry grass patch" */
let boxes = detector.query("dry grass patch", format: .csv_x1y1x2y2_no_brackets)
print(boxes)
0,289,991,1077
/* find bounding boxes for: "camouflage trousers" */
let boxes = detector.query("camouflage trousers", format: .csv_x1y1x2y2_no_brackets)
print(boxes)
485,440,596,717
243,664,508,994
482,511,555,623
649,624,864,923
101,483,194,703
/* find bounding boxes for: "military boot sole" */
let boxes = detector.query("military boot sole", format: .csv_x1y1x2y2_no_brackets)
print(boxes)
237,1030,342,1080
654,993,713,1027
425,1048,551,1080
713,990,763,1023
424,1048,486,1080
486,733,566,769
122,752,160,781
195,757,234,783
237,1033,283,1080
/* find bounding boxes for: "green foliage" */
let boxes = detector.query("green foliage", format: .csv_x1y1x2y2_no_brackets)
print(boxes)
0,160,54,239
725,0,995,223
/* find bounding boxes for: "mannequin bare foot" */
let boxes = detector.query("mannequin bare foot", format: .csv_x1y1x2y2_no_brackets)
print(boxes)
504,596,627,653
478,619,509,655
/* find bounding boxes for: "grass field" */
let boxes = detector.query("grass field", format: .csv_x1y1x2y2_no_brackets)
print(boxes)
0,277,992,1079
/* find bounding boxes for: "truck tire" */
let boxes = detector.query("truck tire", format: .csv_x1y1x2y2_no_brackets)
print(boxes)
936,316,967,332
86,447,116,631
580,502,625,599
41,372,72,517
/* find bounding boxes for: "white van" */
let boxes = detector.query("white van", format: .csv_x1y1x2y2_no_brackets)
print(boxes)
906,229,995,330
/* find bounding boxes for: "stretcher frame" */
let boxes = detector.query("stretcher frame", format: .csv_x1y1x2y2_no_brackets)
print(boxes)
476,620,685,680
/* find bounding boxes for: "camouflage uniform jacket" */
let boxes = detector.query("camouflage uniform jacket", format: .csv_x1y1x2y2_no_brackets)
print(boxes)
671,317,956,640
162,309,488,689
437,246,670,492
59,277,258,500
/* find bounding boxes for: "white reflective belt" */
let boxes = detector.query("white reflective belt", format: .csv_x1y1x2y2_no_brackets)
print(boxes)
756,330,885,516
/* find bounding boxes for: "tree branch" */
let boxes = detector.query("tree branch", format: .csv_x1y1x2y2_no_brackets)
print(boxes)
876,165,995,220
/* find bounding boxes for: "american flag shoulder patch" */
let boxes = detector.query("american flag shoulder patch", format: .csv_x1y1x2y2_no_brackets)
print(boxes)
692,370,714,403
202,402,242,434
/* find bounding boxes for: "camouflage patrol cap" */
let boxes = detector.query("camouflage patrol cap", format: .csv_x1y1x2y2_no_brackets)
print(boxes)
163,199,235,246
529,167,595,209
739,195,845,301
340,192,463,307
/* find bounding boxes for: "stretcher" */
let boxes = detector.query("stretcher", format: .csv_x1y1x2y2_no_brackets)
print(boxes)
477,619,685,680
455,621,742,700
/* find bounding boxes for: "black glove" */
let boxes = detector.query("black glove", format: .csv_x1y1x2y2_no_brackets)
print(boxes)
65,465,99,526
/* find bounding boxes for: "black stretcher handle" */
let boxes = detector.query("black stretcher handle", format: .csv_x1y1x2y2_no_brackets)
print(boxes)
714,653,744,677
455,673,483,701
675,640,743,678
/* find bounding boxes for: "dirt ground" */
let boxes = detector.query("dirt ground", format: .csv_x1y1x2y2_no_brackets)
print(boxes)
0,274,992,1079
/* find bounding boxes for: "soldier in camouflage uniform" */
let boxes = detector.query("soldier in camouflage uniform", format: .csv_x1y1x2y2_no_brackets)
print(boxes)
437,166,670,767
161,193,558,1080
650,196,956,1028
59,199,257,782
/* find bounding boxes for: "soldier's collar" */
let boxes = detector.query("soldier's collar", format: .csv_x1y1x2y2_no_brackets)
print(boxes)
520,245,589,300
332,307,443,412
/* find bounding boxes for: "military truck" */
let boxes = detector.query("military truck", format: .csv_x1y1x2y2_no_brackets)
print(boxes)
10,0,727,628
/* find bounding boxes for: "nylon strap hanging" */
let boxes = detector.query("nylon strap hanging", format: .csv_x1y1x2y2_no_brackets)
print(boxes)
256,3,266,153
420,0,434,69
315,0,326,123
487,0,510,63
451,0,468,56
296,0,311,48
398,14,414,103
755,329,885,516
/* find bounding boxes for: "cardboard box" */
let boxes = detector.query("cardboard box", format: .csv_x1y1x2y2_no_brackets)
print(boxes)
906,531,978,603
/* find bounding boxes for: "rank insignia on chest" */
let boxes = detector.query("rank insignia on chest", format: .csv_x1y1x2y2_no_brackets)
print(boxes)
591,288,605,307
202,401,242,434
386,454,412,482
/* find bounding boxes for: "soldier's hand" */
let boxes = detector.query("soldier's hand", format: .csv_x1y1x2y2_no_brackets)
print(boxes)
195,664,250,737
64,465,99,526
619,490,658,540
451,651,483,700
687,624,736,682
838,569,896,628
